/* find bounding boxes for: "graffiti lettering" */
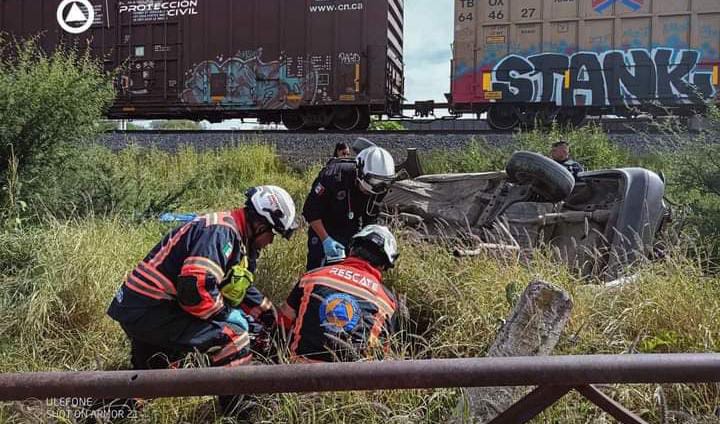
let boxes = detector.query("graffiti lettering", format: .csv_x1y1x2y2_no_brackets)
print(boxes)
338,52,361,65
181,49,319,109
491,48,716,107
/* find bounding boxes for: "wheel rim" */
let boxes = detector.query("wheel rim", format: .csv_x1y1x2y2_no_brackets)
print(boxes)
282,111,304,131
488,106,520,130
332,107,361,131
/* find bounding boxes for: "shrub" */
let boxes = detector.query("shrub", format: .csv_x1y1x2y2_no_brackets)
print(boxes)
0,36,115,221
421,139,507,174
23,143,314,220
515,124,631,171
369,119,406,131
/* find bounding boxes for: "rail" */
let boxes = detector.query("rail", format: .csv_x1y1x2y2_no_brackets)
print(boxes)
1,354,718,424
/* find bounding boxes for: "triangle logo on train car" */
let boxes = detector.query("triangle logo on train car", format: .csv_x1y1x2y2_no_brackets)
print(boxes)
56,0,95,34
65,3,88,23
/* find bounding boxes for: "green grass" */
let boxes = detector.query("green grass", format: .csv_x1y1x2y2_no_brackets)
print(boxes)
1,143,719,423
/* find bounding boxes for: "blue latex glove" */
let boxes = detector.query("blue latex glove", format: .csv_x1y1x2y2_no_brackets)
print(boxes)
322,237,346,262
159,213,197,223
226,309,249,332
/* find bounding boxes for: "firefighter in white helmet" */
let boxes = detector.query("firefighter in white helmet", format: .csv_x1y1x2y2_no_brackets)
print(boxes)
108,185,298,372
302,141,396,270
278,225,400,362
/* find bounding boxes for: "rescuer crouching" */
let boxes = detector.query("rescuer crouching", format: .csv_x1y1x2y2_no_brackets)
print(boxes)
303,142,397,271
105,185,297,414
278,225,400,363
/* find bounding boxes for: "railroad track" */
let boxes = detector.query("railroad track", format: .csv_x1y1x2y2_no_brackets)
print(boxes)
97,120,704,170
107,117,692,136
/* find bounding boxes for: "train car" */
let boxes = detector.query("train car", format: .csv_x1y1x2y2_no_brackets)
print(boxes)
0,0,404,130
450,0,720,129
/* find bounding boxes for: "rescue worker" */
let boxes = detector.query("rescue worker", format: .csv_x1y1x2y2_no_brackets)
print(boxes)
550,140,584,178
333,142,351,158
303,144,396,270
107,185,298,370
278,225,399,362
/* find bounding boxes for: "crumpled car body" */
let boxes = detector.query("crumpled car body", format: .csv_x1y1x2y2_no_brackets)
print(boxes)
383,154,669,280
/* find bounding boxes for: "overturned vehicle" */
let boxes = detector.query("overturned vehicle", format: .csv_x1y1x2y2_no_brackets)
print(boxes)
382,151,670,281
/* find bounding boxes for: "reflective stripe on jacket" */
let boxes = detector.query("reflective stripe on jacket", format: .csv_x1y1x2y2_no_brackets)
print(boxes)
108,209,272,323
278,257,397,362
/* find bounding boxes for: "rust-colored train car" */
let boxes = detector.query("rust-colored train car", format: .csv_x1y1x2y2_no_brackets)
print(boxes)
0,0,404,130
451,0,720,129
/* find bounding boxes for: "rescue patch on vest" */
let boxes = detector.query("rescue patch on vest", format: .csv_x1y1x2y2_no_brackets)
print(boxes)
319,294,360,333
314,183,326,196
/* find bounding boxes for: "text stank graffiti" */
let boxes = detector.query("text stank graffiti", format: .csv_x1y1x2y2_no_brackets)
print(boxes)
491,48,716,107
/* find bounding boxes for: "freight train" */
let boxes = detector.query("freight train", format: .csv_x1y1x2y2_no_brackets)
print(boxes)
0,0,718,130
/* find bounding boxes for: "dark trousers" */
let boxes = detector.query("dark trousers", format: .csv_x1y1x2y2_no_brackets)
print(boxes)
115,301,249,370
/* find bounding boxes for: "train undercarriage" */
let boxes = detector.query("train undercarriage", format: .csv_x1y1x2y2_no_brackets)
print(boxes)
475,103,709,131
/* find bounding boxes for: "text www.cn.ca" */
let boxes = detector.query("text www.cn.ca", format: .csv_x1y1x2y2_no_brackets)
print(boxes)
309,3,364,13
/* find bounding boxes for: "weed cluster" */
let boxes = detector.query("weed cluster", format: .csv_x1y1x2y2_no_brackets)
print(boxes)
0,143,717,423
0,38,719,424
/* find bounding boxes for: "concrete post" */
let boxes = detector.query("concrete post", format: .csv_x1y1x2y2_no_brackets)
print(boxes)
453,280,573,423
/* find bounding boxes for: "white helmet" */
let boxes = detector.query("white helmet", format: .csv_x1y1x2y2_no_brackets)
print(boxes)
245,186,298,239
356,146,395,195
350,225,399,268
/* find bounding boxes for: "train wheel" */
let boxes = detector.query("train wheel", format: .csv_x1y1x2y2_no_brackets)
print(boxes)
332,106,362,131
487,105,520,131
281,111,305,131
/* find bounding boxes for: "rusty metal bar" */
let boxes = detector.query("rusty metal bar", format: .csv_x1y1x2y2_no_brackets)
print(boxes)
576,385,649,424
487,385,573,424
0,354,717,401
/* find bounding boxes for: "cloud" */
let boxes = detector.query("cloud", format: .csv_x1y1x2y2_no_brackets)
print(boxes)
404,0,454,102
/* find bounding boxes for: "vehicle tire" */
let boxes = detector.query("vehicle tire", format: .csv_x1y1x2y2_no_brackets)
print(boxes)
332,106,362,131
506,151,575,202
281,111,304,131
487,105,520,130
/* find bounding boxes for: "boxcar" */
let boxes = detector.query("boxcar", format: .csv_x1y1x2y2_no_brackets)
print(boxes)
0,0,404,130
451,0,720,129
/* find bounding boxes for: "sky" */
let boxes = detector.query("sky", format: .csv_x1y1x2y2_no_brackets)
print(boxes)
403,0,454,103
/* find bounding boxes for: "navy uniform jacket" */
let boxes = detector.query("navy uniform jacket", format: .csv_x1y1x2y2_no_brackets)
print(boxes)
302,158,385,244
107,209,273,326
278,257,397,362
557,158,584,178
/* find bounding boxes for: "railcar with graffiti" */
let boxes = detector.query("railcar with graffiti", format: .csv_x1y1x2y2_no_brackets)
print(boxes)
181,50,319,110
0,0,404,131
451,0,720,129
